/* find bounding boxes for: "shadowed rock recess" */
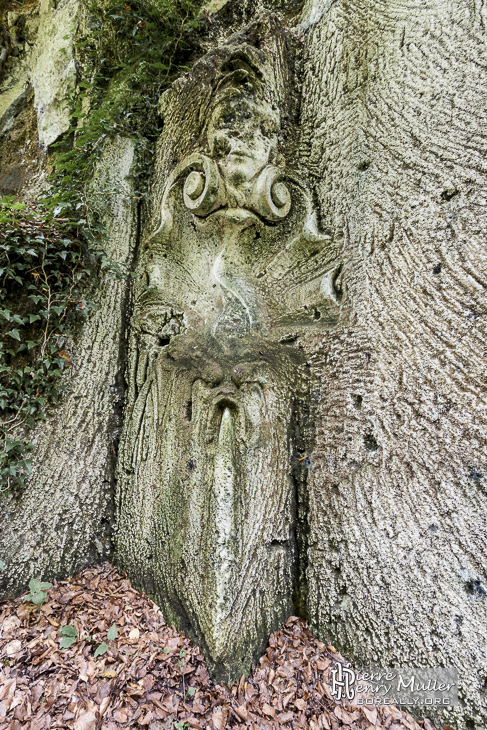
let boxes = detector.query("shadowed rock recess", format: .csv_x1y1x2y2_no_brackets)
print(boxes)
1,1,487,728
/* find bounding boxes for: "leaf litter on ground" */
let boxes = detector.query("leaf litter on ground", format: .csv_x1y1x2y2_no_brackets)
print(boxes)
0,563,447,730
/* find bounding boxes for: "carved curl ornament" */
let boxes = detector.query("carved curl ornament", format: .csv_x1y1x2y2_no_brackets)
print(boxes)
179,154,291,221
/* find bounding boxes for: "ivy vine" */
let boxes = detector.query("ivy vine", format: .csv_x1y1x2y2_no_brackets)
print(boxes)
0,0,201,494
0,197,95,491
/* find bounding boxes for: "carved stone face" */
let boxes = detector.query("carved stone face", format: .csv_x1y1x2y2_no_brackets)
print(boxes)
207,93,280,186
116,37,341,682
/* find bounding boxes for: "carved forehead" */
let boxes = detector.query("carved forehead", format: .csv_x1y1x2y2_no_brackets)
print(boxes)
207,92,280,135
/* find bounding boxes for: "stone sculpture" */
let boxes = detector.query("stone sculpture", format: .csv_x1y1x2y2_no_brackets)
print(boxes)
116,17,341,680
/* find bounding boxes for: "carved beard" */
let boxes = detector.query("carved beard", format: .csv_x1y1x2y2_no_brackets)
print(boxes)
117,325,305,677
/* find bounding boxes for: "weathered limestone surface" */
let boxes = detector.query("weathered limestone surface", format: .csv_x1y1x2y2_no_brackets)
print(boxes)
30,0,79,147
0,136,138,599
0,0,79,148
299,2,487,728
115,14,342,681
0,1,486,726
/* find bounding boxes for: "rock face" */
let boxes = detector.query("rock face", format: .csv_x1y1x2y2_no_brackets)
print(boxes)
0,0,78,151
0,136,138,603
116,15,341,681
30,0,79,147
1,0,487,727
299,1,487,728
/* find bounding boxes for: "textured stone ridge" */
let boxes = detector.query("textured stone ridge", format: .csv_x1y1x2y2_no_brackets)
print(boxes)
0,136,138,603
299,1,487,728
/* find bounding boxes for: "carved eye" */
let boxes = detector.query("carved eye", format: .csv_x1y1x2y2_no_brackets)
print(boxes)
212,133,232,158
271,182,290,209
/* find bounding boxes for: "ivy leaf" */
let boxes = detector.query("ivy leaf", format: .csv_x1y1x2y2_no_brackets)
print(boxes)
94,643,109,657
60,636,77,649
29,578,42,592
6,329,20,341
59,625,78,638
107,624,118,641
187,687,196,696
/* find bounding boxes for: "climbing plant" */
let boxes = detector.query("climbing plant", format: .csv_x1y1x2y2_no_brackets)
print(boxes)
50,0,201,217
0,0,201,493
0,197,94,492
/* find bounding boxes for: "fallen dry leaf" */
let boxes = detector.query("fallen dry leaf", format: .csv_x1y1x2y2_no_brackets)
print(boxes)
362,705,378,724
212,710,225,729
234,705,249,721
100,669,117,678
73,710,97,730
4,641,21,657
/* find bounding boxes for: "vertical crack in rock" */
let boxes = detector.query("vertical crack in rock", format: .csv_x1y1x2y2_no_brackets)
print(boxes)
291,391,311,622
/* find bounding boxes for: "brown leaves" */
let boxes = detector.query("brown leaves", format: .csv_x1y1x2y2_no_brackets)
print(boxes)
334,706,361,725
0,564,438,730
73,710,97,730
362,706,378,725
263,702,276,718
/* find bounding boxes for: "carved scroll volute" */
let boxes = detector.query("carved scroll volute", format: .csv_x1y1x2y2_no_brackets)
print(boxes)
249,165,291,221
181,154,225,216
179,156,292,223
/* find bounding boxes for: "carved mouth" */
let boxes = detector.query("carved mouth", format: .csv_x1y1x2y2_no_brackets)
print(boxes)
227,149,251,160
214,387,238,406
194,207,264,226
